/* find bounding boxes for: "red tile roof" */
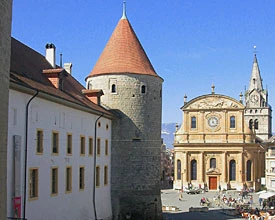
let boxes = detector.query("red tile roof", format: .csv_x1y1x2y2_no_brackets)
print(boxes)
86,18,159,79
10,37,113,118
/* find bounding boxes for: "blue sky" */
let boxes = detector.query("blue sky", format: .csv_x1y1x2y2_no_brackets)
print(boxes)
12,1,275,131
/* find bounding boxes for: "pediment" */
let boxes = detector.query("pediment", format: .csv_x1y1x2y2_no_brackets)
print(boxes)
184,94,244,110
205,168,221,175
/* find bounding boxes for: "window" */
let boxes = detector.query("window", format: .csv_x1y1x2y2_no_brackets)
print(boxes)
51,167,58,195
271,149,275,156
177,160,181,180
230,116,236,129
271,161,275,172
249,119,253,130
111,84,116,93
210,158,216,168
254,119,258,130
52,131,59,154
191,160,197,180
29,168,38,199
66,167,72,193
229,160,236,181
89,137,93,156
79,167,85,190
191,116,196,129
67,134,72,155
271,180,275,188
80,136,85,155
105,139,108,156
36,129,43,154
246,160,252,181
104,166,108,185
96,166,100,187
141,85,146,94
97,138,101,156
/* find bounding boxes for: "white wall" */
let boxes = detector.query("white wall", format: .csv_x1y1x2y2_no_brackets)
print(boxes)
8,89,112,220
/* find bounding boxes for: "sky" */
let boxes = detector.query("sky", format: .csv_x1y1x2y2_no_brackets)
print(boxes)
12,0,275,131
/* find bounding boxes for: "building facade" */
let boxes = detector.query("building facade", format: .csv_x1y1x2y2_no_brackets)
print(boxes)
264,136,275,191
7,38,113,220
244,54,272,141
174,90,265,191
86,5,163,220
0,1,12,219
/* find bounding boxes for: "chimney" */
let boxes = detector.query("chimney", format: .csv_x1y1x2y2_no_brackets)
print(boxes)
64,63,73,75
45,43,56,68
82,89,104,105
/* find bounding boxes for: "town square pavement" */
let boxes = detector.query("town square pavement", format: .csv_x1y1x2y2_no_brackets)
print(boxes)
161,189,261,220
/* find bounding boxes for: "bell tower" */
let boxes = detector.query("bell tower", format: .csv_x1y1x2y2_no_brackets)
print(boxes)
244,53,272,141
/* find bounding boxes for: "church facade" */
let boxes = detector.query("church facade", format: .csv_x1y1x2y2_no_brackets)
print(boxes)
173,54,270,192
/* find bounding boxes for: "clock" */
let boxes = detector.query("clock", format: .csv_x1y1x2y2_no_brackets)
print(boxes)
250,94,259,103
208,116,219,128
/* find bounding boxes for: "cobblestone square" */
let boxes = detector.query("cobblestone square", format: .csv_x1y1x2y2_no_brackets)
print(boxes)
161,189,261,220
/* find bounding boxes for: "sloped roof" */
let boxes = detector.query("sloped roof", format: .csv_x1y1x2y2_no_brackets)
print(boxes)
10,37,113,118
86,16,159,79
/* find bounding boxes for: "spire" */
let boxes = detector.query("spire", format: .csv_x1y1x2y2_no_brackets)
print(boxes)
121,1,127,19
249,52,263,91
86,6,159,79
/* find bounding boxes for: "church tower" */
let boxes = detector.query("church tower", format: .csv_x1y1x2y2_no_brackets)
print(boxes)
244,54,272,141
86,3,163,220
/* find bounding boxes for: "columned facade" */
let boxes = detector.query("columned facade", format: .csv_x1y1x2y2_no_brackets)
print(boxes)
174,93,265,191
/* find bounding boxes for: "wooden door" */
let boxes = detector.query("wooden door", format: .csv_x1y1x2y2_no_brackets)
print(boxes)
209,176,217,190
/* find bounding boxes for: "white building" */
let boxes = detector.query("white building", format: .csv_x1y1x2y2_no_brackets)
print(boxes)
7,38,113,220
264,136,275,191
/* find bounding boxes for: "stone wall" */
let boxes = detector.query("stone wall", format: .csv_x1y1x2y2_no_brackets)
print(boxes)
0,1,12,219
88,73,163,219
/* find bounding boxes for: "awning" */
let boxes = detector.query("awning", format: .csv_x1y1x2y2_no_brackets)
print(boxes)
259,191,275,199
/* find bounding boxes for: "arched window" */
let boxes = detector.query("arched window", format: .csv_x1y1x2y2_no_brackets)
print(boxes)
249,119,253,130
191,160,197,180
254,119,258,130
210,158,216,168
191,116,196,129
141,85,146,94
229,160,236,181
246,160,252,181
230,116,236,128
111,84,116,93
177,160,181,180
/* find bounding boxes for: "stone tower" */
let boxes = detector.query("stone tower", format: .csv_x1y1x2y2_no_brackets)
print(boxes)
244,54,272,141
86,4,163,220
0,1,12,219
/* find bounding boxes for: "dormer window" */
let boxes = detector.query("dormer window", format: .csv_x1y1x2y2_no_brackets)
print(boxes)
111,84,116,93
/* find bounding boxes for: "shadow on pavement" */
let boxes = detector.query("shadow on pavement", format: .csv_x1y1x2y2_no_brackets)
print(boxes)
163,209,243,220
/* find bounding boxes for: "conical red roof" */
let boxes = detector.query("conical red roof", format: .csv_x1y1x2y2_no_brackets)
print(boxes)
86,17,159,79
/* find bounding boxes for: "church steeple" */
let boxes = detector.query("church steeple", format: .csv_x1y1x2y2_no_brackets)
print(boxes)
248,54,263,91
244,51,272,141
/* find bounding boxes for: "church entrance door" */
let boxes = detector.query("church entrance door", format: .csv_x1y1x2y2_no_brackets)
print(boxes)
209,177,217,190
